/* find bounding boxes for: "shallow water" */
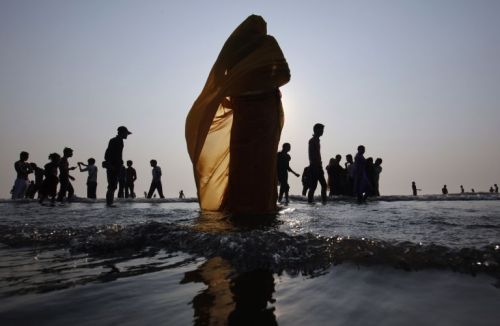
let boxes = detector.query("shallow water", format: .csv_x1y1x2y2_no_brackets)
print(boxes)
1,198,500,325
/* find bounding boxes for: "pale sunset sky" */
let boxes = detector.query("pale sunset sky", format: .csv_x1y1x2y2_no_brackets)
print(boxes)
1,0,499,198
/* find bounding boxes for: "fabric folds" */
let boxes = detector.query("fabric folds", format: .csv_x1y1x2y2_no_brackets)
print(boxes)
185,15,290,212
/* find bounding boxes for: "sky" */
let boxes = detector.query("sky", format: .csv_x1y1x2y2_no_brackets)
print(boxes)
1,0,499,198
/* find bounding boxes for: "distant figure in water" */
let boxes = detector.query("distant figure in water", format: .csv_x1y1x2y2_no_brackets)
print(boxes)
489,186,495,193
411,181,421,196
78,158,98,199
353,145,371,203
147,159,164,199
344,154,354,196
495,184,499,193
373,158,383,196
471,188,475,193
277,143,300,203
179,190,185,199
27,163,44,199
11,151,32,199
460,185,464,194
185,15,290,214
125,160,137,198
117,164,126,198
365,157,375,197
57,147,76,202
325,155,345,196
301,166,310,196
104,126,132,206
442,185,448,195
39,153,61,205
307,123,327,203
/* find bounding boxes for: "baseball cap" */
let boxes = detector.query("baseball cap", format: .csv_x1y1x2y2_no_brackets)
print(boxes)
117,126,132,135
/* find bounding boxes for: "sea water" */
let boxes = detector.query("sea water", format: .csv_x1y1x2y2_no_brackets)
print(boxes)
1,197,499,325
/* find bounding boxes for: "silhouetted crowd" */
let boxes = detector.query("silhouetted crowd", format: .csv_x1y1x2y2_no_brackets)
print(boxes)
277,123,383,204
10,124,498,206
9,126,175,206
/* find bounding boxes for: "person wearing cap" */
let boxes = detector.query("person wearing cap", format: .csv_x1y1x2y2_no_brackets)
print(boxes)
104,126,131,206
57,147,76,202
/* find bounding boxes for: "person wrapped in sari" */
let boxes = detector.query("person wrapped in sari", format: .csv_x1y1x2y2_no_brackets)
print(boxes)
185,15,290,214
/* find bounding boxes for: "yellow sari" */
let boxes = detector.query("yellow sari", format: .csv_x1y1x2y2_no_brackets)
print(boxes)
185,15,290,213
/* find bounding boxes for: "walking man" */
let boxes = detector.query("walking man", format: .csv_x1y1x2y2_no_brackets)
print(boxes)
104,126,131,206
147,159,165,198
277,143,300,203
307,123,327,203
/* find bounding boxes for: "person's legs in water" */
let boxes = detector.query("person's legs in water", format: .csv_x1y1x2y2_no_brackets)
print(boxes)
87,182,97,199
130,183,135,198
67,182,74,201
106,167,118,206
147,181,156,199
318,172,327,203
307,172,319,203
118,181,124,198
157,182,165,199
308,166,327,203
284,183,290,203
57,178,69,202
278,184,285,202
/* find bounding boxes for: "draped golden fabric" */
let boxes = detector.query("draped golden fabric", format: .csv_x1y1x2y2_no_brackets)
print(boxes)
185,15,290,213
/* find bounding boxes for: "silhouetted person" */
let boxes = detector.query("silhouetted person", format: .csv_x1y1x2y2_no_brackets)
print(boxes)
147,159,164,199
277,143,300,203
307,123,327,203
460,185,464,194
11,151,32,199
125,160,137,198
104,126,132,206
373,158,383,196
301,166,310,196
39,153,61,205
179,190,185,199
326,155,345,196
27,162,44,199
117,164,126,198
326,158,335,197
344,154,354,196
495,184,498,193
442,185,448,195
365,157,376,197
78,158,98,199
412,181,418,196
57,147,76,202
489,186,494,193
353,145,371,203
471,188,475,193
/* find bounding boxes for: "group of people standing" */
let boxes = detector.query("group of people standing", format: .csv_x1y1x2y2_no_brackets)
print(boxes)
10,126,166,206
276,123,383,204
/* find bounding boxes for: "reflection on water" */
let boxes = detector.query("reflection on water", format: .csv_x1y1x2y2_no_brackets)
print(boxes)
182,257,277,326
184,213,279,325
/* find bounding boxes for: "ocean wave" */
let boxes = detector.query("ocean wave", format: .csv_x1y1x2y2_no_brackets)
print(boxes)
1,221,499,278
